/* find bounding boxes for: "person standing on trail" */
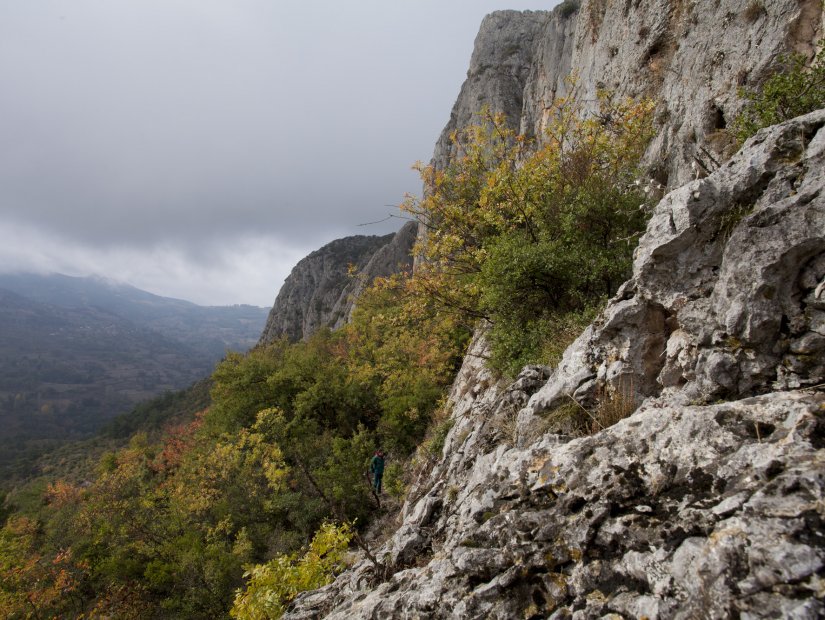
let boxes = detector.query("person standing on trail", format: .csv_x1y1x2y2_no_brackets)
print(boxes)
370,450,385,494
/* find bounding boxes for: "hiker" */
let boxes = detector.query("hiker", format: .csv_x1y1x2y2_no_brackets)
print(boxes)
369,450,385,494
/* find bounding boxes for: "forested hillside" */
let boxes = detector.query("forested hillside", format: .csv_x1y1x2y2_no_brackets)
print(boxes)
0,274,267,484
1,1,823,618
0,272,469,617
0,67,661,618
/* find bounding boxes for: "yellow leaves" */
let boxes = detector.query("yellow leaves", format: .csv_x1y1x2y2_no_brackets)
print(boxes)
0,515,85,618
231,522,352,620
397,88,655,374
188,425,287,508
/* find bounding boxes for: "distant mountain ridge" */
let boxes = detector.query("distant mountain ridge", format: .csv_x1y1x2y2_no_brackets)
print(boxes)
0,272,268,357
0,272,269,481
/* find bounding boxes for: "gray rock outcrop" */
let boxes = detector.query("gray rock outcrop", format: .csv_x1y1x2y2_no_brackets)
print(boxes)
283,112,825,619
431,0,823,188
258,223,415,344
520,109,825,438
276,4,825,618
417,0,822,269
430,10,552,171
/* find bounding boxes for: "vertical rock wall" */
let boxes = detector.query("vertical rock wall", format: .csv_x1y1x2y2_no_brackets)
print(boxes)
258,223,415,344
432,0,823,188
281,1,825,615
284,108,825,620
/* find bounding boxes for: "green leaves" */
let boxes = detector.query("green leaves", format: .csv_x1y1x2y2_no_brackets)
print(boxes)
733,42,825,142
404,95,654,376
231,521,352,620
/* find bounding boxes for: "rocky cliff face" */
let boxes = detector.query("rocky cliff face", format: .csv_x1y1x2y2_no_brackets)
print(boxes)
273,3,825,617
284,109,825,620
417,0,821,266
431,10,552,171
432,0,823,188
259,222,416,344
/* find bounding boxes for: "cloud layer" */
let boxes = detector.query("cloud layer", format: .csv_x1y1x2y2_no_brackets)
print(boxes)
0,0,555,305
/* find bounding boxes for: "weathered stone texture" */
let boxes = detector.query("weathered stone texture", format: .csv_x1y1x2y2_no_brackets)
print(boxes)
430,10,551,171
258,224,414,344
280,4,825,618
432,1,823,188
522,109,825,434
284,111,825,620
291,392,824,619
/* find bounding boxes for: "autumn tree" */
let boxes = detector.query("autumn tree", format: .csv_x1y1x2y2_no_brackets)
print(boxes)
403,93,655,375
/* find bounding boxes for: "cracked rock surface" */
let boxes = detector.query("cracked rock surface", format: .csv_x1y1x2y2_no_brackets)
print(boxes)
284,112,825,619
521,109,825,440
281,3,825,616
287,388,824,619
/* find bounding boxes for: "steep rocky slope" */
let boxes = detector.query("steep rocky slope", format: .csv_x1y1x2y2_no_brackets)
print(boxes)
284,108,825,620
273,3,825,617
259,222,416,344
433,0,822,187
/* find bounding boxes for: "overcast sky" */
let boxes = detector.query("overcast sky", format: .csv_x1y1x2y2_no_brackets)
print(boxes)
0,0,556,306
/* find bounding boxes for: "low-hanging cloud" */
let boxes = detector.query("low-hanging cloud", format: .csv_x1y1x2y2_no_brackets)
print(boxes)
0,219,308,306
0,0,556,305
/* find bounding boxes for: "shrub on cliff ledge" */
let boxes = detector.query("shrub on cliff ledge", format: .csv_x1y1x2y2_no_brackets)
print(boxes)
404,94,654,375
231,521,352,620
734,41,825,142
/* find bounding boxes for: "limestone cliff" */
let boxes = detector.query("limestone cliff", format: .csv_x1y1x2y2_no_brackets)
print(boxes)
280,2,825,617
285,108,825,620
432,0,822,188
258,222,415,344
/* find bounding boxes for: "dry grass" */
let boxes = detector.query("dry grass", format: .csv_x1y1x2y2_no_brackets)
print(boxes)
590,376,637,432
540,308,599,367
550,376,638,437
487,403,521,445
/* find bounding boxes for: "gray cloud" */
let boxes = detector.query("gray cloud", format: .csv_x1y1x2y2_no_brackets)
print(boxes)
0,0,556,305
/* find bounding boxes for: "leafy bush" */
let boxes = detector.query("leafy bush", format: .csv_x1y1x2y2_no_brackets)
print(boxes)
404,93,654,376
382,461,406,499
558,0,580,18
733,42,825,142
344,274,469,453
231,521,352,620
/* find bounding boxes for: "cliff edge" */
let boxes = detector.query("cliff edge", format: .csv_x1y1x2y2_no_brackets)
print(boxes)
285,106,825,620
259,222,416,344
281,0,825,616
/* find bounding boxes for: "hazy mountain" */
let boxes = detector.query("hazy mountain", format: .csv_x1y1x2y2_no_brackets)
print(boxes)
0,272,268,357
0,273,268,480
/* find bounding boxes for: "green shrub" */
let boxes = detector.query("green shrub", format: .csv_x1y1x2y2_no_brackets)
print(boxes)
733,42,825,142
404,94,655,377
558,0,580,18
231,522,352,620
426,418,455,457
383,461,406,499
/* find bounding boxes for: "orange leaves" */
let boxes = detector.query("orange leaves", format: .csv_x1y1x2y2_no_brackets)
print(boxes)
155,415,203,473
45,480,83,509
0,515,86,618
